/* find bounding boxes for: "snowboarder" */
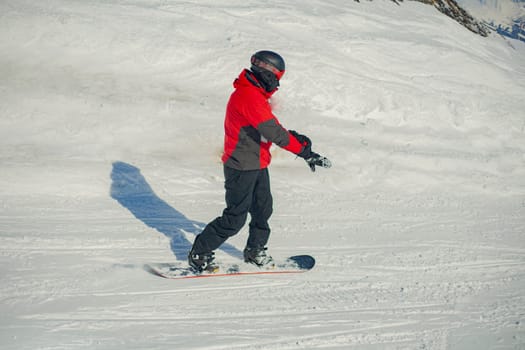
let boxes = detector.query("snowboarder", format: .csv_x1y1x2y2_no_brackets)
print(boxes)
188,50,331,272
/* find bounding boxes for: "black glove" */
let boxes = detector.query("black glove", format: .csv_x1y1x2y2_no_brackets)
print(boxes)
289,130,312,158
289,130,331,172
305,153,332,172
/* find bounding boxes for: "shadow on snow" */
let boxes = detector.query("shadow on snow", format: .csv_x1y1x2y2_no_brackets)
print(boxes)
110,161,242,261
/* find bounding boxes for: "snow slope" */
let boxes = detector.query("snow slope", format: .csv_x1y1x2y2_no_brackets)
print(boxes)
1,0,524,349
457,0,524,24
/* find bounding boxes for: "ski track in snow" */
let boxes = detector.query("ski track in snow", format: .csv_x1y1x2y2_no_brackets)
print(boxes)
2,188,523,349
1,0,525,349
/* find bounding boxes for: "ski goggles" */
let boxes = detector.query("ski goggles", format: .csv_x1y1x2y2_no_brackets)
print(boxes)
251,57,285,80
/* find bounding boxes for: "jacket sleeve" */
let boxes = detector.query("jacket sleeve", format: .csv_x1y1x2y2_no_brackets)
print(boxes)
244,97,304,154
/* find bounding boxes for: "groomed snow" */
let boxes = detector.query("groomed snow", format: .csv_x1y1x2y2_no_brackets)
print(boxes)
1,0,524,349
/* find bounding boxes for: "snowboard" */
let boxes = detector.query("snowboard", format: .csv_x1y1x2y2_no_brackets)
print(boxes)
144,255,315,280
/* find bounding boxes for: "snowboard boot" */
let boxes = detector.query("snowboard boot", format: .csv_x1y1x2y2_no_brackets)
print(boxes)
243,246,275,268
188,250,219,273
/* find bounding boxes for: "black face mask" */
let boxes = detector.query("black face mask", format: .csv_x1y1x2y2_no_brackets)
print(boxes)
252,68,280,93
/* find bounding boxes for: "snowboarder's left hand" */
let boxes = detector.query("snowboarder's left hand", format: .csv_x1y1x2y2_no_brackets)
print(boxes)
305,153,332,172
289,130,331,172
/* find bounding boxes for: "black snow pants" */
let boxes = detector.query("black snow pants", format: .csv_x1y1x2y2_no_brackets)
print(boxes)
191,166,273,254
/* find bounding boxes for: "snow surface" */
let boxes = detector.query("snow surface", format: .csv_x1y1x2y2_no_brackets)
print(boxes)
457,0,524,24
1,0,524,349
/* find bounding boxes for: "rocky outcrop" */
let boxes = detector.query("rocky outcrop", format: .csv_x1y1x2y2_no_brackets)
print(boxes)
422,0,489,36
354,0,489,37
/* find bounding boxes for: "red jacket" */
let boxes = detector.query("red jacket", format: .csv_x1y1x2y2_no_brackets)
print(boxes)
222,70,304,170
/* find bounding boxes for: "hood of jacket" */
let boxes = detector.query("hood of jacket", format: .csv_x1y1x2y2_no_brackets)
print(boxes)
233,69,277,99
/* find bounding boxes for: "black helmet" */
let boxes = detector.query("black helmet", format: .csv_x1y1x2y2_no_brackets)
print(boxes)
250,50,285,92
251,50,285,75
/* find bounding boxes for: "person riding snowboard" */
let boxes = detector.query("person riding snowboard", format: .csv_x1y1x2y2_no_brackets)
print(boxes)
188,50,331,273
